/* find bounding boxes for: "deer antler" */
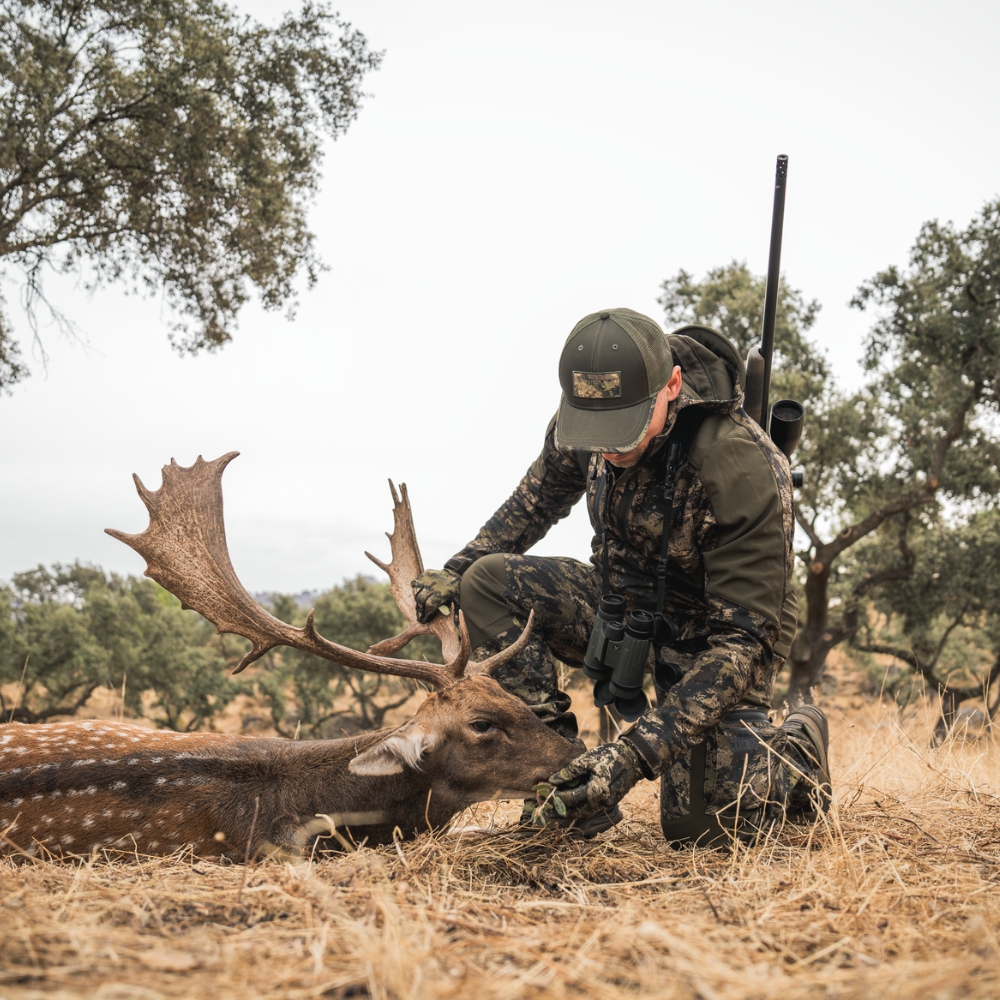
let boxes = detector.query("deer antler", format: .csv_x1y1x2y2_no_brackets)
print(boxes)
364,481,462,661
363,480,535,676
106,454,474,689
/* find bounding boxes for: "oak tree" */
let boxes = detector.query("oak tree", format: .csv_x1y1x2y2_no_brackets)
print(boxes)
789,201,1000,701
0,0,381,389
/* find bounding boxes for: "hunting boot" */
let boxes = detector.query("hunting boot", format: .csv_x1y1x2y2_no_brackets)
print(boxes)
781,704,832,819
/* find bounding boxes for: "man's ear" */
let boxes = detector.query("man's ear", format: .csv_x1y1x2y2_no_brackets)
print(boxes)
348,724,438,776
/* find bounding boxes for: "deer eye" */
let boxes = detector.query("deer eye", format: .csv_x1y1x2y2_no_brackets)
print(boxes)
469,720,494,734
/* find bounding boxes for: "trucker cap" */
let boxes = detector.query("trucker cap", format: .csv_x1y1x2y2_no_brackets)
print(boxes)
555,308,673,452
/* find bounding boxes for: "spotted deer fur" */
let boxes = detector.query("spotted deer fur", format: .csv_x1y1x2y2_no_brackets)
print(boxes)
0,457,579,861
0,676,575,860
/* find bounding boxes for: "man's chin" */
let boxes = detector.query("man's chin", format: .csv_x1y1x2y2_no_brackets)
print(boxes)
603,454,641,469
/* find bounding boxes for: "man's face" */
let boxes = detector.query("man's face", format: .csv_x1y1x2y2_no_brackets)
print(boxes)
601,365,683,469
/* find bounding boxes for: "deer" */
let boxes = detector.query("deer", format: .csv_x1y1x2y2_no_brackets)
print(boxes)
0,453,577,862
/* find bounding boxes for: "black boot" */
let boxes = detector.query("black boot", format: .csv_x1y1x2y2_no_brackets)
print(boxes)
782,704,832,817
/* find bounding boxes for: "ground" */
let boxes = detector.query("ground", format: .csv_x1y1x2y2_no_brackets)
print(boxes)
2,665,999,999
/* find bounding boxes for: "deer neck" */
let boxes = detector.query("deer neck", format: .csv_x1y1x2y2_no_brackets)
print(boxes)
265,730,452,832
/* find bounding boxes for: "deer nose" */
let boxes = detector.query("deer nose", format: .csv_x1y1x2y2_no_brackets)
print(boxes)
529,766,557,787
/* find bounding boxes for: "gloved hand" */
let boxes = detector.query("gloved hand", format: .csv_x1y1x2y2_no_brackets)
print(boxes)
539,740,648,825
412,568,462,624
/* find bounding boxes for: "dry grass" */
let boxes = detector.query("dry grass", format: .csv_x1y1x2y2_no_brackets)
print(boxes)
2,687,1000,999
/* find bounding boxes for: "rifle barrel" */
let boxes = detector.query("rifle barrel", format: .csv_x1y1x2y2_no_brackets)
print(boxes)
759,154,788,430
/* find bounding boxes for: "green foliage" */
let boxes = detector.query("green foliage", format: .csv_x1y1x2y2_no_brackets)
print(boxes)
856,512,1000,710
0,563,244,729
850,205,1000,502
0,565,442,737
0,0,382,389
255,576,439,738
787,199,1000,702
658,260,829,403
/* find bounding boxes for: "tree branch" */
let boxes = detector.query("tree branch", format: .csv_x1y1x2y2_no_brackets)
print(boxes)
795,505,821,548
927,604,970,674
855,641,921,671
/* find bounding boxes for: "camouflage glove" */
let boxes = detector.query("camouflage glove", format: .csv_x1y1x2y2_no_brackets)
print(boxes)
412,568,462,624
542,741,648,824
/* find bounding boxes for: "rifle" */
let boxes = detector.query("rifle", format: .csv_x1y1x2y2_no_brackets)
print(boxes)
744,154,804,484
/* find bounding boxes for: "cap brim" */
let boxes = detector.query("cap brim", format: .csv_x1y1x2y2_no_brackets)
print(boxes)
554,395,656,453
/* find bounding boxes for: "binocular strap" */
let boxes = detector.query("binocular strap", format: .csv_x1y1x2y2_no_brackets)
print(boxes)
653,438,684,644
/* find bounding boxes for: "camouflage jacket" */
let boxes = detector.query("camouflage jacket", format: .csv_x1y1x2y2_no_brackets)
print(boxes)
446,328,797,776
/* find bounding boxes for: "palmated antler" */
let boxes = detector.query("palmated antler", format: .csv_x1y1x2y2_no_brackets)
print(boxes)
106,454,478,688
365,481,462,662
364,480,534,676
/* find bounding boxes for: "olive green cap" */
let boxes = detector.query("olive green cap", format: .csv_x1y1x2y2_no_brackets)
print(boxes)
555,308,673,453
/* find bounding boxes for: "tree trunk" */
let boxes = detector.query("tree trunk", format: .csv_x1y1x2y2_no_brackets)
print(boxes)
786,561,835,706
932,688,964,746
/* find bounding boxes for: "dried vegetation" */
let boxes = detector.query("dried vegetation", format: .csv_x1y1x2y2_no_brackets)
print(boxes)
2,684,999,1000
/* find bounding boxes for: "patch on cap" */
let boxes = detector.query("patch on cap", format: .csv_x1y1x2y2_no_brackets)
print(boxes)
573,371,622,399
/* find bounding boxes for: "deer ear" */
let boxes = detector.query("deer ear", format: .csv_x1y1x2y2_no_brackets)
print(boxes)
349,725,438,776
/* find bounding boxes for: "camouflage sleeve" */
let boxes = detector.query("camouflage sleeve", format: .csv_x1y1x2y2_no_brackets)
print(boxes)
621,596,779,776
445,416,588,575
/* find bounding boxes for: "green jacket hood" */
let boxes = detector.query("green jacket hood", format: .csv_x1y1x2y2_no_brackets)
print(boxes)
667,326,745,414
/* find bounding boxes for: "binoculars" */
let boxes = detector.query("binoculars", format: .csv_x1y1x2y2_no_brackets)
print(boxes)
583,595,654,722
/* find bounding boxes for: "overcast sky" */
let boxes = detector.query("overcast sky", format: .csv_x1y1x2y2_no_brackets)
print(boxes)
2,0,998,593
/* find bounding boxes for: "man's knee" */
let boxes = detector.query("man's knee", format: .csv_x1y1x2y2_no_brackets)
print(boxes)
460,554,516,648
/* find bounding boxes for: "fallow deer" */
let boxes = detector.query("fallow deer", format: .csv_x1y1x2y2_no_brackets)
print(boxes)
0,454,576,861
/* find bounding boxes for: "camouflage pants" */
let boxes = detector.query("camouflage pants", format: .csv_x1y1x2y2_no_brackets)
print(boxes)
659,708,824,845
461,553,823,842
461,552,600,739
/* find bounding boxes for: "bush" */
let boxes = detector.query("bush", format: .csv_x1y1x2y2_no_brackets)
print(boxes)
254,576,440,738
0,563,245,730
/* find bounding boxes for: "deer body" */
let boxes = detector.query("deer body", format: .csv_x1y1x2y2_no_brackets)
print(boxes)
1,677,576,860
0,455,579,861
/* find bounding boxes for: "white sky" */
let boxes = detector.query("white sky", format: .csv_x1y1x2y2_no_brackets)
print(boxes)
1,0,998,592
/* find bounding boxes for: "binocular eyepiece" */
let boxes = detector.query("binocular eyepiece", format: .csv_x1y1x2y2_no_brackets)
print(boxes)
583,595,654,722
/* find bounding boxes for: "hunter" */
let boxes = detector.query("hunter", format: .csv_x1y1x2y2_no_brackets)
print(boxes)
412,308,831,842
